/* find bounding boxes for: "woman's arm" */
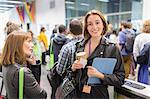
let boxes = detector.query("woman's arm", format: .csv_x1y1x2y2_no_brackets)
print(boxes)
133,36,140,61
101,45,125,86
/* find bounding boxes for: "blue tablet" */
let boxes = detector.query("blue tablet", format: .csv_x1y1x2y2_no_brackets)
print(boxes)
88,58,117,84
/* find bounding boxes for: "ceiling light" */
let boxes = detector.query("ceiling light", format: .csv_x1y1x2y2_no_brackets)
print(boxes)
0,11,4,13
0,4,15,7
0,7,9,10
0,0,24,4
98,0,109,2
65,1,75,5
80,3,89,6
67,6,75,9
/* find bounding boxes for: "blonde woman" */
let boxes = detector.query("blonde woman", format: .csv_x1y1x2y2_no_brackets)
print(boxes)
133,19,150,84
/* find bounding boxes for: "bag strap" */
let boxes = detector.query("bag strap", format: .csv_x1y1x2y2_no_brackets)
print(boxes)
0,73,4,95
19,67,24,99
50,39,53,54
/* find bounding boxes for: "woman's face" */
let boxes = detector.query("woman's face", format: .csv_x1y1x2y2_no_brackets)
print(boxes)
87,14,104,37
23,38,33,57
27,32,33,40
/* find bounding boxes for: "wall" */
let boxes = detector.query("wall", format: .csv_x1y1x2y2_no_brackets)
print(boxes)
0,12,9,53
8,8,22,24
35,0,65,43
3,0,66,36
1,0,65,42
7,6,37,33
142,0,150,20
36,0,65,25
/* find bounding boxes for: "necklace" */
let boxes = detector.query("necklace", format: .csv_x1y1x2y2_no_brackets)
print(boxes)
88,39,91,57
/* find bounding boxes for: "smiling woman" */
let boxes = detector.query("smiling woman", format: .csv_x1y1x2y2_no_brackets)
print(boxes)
64,10,125,99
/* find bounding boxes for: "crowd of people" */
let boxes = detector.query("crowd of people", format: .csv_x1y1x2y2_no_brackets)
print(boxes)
0,9,150,99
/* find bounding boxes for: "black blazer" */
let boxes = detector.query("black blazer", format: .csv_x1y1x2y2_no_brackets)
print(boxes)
70,37,125,98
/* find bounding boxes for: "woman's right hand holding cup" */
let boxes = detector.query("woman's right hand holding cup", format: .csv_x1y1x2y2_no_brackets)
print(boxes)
71,60,84,72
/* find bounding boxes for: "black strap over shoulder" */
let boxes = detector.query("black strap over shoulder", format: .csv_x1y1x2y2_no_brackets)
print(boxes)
100,44,107,58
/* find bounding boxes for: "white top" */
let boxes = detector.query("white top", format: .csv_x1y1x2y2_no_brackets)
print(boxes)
109,34,118,44
133,33,150,61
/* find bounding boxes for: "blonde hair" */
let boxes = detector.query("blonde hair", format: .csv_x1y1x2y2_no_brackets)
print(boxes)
83,10,108,39
142,19,150,33
4,21,20,35
1,31,30,66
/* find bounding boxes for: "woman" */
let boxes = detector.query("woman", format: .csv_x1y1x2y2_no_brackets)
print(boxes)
4,21,20,35
133,19,150,84
1,32,47,99
27,30,42,84
38,27,48,65
0,21,20,71
67,10,125,98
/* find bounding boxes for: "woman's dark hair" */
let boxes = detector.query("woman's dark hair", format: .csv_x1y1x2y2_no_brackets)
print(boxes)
40,27,46,32
52,28,57,34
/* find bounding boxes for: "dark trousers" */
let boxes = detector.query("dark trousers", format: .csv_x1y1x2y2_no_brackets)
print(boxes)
51,87,57,99
42,52,46,64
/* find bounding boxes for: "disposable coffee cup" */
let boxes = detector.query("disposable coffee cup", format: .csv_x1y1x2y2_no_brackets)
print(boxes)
76,52,86,59
76,52,87,68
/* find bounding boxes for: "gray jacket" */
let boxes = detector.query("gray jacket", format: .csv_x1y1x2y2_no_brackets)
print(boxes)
2,64,47,99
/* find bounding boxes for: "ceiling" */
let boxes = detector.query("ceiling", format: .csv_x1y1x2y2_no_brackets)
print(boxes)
0,0,33,13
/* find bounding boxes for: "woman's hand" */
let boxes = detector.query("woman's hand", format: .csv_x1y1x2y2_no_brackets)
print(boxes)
26,55,36,65
87,66,104,79
71,60,84,72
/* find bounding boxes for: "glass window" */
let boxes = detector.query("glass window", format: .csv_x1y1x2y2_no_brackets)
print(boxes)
65,0,143,29
107,0,120,13
108,15,119,29
120,0,132,12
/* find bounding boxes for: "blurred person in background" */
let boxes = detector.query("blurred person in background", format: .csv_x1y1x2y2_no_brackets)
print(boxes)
0,21,21,71
1,21,20,54
52,24,69,63
48,26,58,56
54,19,83,99
50,25,58,40
133,19,150,84
27,30,42,84
38,27,48,65
28,30,42,61
118,21,134,78
105,23,113,39
66,19,83,40
4,21,21,35
107,29,118,44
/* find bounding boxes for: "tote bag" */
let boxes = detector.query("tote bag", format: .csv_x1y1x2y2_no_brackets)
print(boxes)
48,40,54,69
